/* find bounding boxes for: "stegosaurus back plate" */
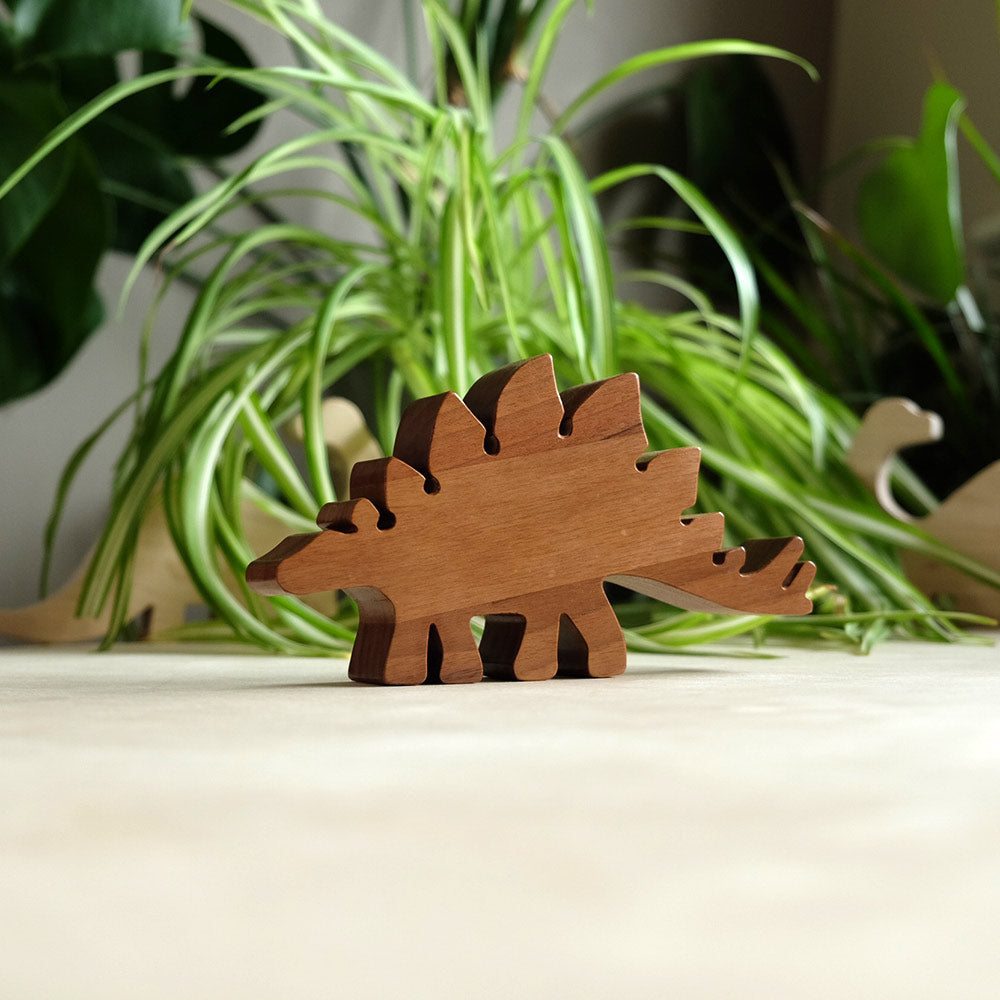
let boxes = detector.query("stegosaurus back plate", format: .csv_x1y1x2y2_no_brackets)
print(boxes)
247,356,815,684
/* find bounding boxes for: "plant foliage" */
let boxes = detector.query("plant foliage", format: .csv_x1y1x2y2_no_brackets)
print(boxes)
0,0,264,403
595,47,1000,504
3,0,996,654
772,79,1000,499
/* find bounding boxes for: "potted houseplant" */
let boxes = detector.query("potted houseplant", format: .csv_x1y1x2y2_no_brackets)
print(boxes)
2,0,995,654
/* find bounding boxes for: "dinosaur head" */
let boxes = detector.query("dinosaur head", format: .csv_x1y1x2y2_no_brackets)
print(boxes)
245,498,385,597
848,397,945,525
861,397,944,451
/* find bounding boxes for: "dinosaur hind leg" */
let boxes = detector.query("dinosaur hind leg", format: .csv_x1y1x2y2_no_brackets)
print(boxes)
480,613,559,681
557,584,627,678
347,588,429,685
427,615,483,684
480,583,625,681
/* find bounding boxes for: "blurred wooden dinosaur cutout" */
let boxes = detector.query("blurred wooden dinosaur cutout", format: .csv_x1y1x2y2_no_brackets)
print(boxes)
248,355,816,685
0,397,381,643
848,397,1000,619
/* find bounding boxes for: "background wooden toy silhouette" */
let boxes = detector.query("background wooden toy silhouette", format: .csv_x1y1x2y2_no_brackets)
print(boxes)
0,397,379,643
848,396,1000,619
248,356,815,684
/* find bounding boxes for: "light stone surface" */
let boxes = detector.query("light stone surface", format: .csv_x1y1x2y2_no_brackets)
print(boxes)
2,636,999,999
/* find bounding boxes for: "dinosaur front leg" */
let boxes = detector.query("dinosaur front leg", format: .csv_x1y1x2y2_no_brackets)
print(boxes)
347,590,483,685
428,613,483,684
346,588,430,685
557,583,627,678
480,612,559,681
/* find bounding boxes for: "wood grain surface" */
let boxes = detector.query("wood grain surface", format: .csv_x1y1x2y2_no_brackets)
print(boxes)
248,356,815,684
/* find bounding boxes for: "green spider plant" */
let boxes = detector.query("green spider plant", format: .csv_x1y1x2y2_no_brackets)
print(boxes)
2,0,996,655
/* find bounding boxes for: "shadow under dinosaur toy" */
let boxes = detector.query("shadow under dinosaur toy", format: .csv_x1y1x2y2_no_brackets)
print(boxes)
247,356,815,684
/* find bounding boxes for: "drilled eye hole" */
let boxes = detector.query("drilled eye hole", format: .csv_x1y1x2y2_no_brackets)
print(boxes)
377,510,397,530
484,434,500,455
328,521,359,534
423,475,441,495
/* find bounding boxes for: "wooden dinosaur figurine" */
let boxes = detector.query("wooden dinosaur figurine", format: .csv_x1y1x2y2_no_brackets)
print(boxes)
247,356,815,684
848,396,1000,619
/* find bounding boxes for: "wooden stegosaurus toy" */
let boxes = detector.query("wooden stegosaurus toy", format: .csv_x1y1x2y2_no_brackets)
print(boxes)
247,356,815,684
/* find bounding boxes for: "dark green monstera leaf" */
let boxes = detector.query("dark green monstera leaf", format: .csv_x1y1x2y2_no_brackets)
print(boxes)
8,0,185,58
0,0,263,404
0,138,107,402
0,75,73,267
857,82,966,305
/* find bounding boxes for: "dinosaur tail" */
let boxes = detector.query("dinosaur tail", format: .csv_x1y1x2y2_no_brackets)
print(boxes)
610,527,815,616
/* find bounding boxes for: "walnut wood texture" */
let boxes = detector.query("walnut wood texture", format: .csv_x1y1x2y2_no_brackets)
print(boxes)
247,356,815,685
848,397,1000,618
